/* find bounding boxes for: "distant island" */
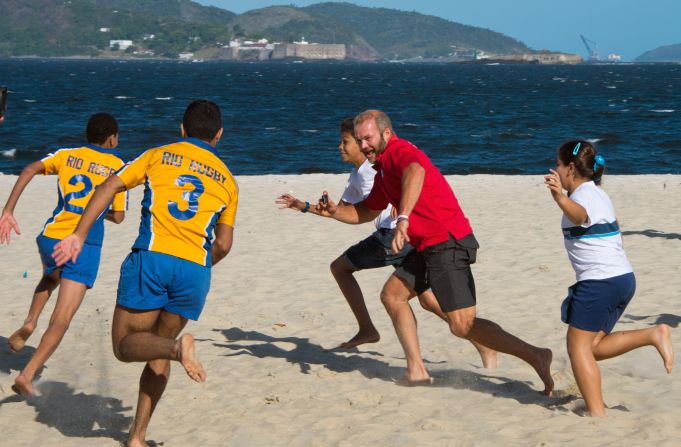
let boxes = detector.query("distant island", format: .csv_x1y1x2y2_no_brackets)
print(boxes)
636,43,681,62
0,0,581,63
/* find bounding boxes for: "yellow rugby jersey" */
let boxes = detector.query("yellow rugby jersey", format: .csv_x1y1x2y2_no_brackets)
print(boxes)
41,145,127,246
117,138,238,267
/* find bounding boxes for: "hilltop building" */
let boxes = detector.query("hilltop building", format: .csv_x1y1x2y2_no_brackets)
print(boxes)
272,42,346,60
109,40,133,50
475,51,582,64
223,38,347,61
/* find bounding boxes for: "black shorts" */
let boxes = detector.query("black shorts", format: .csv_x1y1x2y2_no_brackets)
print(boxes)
344,228,412,270
395,234,479,312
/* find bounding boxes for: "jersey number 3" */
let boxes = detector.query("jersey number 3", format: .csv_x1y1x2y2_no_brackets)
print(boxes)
64,174,93,214
168,175,204,220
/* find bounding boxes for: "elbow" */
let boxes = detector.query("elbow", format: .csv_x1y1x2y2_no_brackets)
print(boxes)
214,239,232,257
108,211,125,224
22,162,44,178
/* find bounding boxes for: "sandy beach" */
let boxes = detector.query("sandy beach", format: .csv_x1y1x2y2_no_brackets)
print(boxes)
1,173,679,446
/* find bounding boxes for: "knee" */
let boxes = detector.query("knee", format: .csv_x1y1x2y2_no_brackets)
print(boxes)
47,315,71,333
330,257,350,276
380,289,399,309
449,319,474,339
112,344,125,362
566,340,589,360
112,338,130,362
416,296,430,311
46,276,60,290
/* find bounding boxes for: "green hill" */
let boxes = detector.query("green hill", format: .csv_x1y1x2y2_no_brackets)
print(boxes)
0,0,530,60
0,0,235,57
228,2,529,60
304,2,529,59
636,43,681,62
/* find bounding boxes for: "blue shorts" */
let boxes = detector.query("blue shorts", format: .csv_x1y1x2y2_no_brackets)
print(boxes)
37,234,101,288
344,228,412,270
117,250,211,321
561,272,636,334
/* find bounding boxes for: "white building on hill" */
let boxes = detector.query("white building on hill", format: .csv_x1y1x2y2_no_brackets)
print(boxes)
109,40,133,50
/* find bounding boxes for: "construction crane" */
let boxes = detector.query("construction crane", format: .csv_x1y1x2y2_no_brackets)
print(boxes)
579,34,599,61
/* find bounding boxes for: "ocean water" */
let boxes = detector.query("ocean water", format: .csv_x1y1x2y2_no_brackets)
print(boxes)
0,59,680,175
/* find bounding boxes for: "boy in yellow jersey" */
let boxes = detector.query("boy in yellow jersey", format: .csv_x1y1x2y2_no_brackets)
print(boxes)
53,100,238,447
0,113,126,395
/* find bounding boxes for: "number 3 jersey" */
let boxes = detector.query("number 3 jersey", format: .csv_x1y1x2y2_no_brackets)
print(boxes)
116,138,238,267
41,145,127,246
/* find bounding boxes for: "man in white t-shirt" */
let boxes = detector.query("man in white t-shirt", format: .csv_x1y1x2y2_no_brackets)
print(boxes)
276,119,497,369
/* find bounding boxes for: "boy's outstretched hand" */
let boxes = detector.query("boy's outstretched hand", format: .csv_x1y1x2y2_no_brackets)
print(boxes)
52,234,84,266
0,212,21,244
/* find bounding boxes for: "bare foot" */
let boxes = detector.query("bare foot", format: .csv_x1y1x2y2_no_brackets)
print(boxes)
532,348,554,396
337,330,380,349
654,324,674,373
396,375,434,387
12,374,35,396
177,333,206,382
126,437,150,447
8,324,35,353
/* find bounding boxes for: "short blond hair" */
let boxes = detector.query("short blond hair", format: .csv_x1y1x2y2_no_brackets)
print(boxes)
354,109,393,133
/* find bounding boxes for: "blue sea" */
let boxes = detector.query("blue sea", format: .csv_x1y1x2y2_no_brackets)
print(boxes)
0,59,680,175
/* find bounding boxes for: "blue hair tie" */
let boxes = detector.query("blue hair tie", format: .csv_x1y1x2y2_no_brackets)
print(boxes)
593,154,605,172
572,142,582,156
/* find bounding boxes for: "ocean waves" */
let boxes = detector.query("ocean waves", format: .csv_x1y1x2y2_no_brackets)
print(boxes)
0,60,680,175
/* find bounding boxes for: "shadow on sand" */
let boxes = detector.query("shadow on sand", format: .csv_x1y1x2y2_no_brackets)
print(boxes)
212,327,566,410
0,381,132,443
0,335,43,380
622,229,681,240
622,313,681,328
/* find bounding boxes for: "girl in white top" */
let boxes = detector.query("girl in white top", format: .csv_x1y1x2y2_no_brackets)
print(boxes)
545,140,673,417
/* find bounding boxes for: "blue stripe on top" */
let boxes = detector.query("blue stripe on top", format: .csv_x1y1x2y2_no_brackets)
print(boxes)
134,177,154,250
563,221,620,240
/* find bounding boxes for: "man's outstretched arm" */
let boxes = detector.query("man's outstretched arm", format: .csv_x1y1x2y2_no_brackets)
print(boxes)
276,192,381,224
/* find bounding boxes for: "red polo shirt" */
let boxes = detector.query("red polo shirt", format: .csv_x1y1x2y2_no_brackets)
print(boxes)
364,135,472,252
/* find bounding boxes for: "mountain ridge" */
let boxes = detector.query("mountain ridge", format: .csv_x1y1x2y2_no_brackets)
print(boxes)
0,0,531,60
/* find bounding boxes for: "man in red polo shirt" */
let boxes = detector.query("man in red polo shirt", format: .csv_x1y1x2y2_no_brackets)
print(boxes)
317,109,553,394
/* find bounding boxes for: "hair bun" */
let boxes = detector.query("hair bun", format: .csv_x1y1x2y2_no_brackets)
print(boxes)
593,154,606,172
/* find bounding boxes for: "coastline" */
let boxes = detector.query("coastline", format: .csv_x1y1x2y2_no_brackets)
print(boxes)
1,173,679,446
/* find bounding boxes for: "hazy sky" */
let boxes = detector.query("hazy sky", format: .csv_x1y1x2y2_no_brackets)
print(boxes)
198,0,681,61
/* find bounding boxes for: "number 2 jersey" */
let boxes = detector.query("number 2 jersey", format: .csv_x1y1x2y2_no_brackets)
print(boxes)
116,138,238,267
41,145,127,246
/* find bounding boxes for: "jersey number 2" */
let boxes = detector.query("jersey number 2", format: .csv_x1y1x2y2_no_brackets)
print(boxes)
168,175,204,220
64,174,93,214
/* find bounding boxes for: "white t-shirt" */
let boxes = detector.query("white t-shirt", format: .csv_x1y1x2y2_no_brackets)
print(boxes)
341,159,394,230
561,181,632,281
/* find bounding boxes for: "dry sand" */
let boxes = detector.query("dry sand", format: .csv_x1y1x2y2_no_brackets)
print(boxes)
1,173,679,446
